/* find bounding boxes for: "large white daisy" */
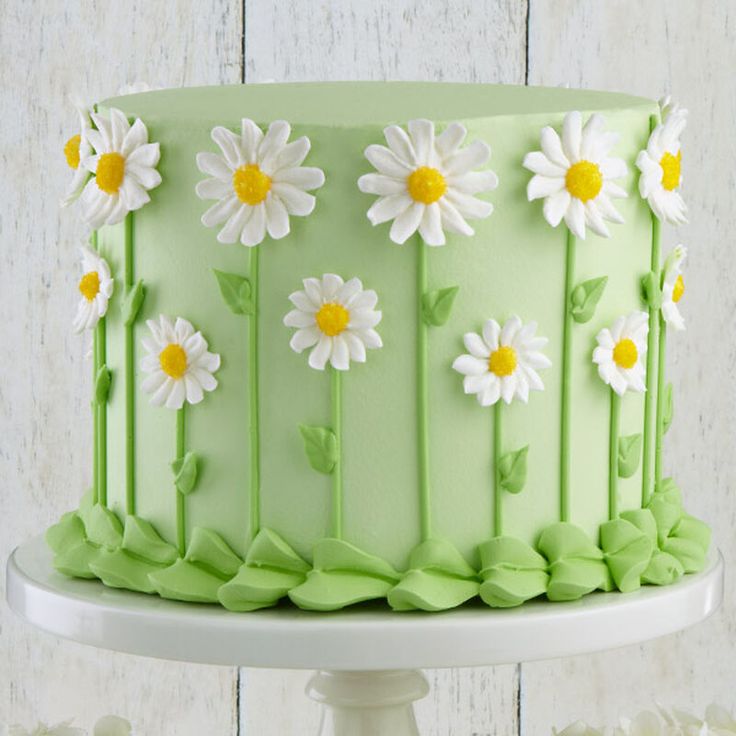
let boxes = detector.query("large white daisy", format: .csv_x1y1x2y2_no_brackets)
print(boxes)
73,245,114,333
357,119,498,246
61,98,93,207
452,316,551,406
284,274,383,371
523,111,628,239
661,245,687,330
592,312,649,396
635,102,688,225
195,119,325,246
80,108,162,229
140,316,221,410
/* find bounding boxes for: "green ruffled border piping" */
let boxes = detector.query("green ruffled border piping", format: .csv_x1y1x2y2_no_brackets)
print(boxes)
47,478,710,613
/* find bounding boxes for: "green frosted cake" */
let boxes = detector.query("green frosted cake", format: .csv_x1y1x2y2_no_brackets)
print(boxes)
47,82,709,612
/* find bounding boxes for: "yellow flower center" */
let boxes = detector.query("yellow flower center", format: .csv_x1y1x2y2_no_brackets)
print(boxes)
565,160,603,202
407,166,447,205
488,345,517,377
159,343,188,380
78,271,100,302
233,164,272,205
315,302,350,337
613,338,638,370
96,152,126,194
672,274,685,303
64,134,82,169
660,150,682,191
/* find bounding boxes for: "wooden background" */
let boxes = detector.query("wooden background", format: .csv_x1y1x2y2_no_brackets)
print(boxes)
1,1,733,733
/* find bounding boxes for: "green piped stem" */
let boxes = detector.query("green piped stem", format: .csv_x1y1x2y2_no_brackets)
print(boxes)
559,229,576,522
97,315,107,506
92,325,99,504
124,213,136,515
176,405,187,556
249,246,261,539
642,213,661,505
493,401,503,537
608,389,620,520
331,367,343,540
655,315,667,488
417,240,432,541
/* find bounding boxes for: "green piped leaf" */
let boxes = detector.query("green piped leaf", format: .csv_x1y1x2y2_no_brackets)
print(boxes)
641,271,662,309
149,559,227,603
618,433,642,479
642,549,684,586
600,518,653,592
570,276,608,323
171,452,199,495
406,538,476,579
121,279,145,326
246,527,311,573
122,516,177,566
85,504,123,550
422,286,459,327
662,382,674,434
313,538,400,581
291,570,395,611
298,425,337,474
53,541,100,579
498,445,529,494
213,269,254,315
94,365,112,405
46,512,85,554
90,549,161,594
185,527,242,579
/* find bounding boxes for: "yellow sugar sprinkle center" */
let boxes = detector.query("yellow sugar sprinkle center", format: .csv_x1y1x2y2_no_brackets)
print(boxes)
613,338,638,370
96,152,126,194
660,150,682,191
407,166,447,205
64,134,82,170
160,343,188,380
565,160,603,202
489,345,517,377
316,302,350,337
78,271,100,302
672,274,685,303
233,164,272,205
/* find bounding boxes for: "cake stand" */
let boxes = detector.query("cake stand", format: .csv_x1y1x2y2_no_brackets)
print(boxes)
7,537,724,735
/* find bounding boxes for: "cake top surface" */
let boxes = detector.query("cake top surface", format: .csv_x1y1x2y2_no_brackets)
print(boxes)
102,82,654,127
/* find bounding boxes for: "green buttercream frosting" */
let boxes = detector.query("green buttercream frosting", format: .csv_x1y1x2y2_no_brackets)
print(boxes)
387,539,479,612
478,536,549,608
599,517,653,593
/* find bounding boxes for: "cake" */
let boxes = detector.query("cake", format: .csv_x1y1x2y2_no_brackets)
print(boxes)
46,82,710,612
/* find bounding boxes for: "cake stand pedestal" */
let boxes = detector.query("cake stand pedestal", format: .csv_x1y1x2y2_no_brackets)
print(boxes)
7,537,723,735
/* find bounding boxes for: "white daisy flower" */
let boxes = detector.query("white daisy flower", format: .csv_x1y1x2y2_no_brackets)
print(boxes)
73,245,114,333
357,119,498,246
592,312,649,396
79,107,162,229
284,274,383,371
452,316,551,406
140,315,221,410
661,245,687,330
195,119,325,246
636,101,688,225
523,111,628,239
61,97,93,207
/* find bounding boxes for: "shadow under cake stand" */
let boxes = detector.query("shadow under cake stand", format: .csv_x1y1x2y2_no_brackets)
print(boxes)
7,536,723,735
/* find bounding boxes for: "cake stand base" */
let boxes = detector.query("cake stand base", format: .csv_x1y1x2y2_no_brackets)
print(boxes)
6,537,724,736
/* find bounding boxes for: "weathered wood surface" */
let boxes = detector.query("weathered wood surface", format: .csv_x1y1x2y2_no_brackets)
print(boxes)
1,1,731,733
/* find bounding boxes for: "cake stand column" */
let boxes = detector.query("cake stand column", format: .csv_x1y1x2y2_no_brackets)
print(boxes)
306,669,429,736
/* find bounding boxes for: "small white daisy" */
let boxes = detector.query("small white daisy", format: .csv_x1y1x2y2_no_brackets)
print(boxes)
73,245,114,333
284,274,383,371
80,107,162,229
357,119,498,246
140,316,221,410
661,245,687,330
635,101,688,225
452,316,551,406
523,111,628,239
592,312,649,396
195,119,325,246
61,97,93,207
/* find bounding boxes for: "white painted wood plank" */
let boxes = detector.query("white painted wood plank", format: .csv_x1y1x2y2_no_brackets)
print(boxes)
0,1,242,732
525,1,736,731
242,2,527,733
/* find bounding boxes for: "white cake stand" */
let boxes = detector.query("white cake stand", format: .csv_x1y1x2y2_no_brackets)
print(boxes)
7,537,724,735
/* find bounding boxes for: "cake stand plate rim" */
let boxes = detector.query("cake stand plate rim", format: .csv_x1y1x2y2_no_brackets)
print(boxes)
6,535,723,670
